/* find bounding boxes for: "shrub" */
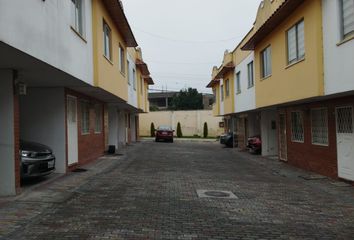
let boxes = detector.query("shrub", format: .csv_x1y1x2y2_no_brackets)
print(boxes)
150,122,156,137
177,122,183,138
203,122,208,138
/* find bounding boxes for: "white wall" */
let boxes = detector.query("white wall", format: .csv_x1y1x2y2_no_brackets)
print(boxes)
322,0,354,95
139,110,224,137
127,54,138,108
118,111,126,146
235,53,256,113
108,106,119,149
261,110,278,156
0,0,94,85
20,88,66,173
0,70,16,196
131,114,137,142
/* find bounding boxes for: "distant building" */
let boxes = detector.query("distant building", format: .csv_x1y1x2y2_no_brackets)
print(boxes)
149,92,214,110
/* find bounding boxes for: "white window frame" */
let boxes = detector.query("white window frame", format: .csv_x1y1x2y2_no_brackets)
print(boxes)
291,111,304,143
340,0,354,39
71,0,85,37
225,79,230,97
103,21,112,60
81,101,90,135
94,104,102,134
119,45,125,74
287,19,305,65
221,85,224,101
311,108,329,146
127,60,131,85
140,77,144,95
247,61,254,88
261,46,272,78
133,69,137,90
236,72,241,94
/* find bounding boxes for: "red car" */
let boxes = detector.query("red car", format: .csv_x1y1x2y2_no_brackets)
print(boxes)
247,135,262,154
155,126,174,143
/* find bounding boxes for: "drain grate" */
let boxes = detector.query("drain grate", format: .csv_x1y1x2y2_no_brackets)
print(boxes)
72,168,88,173
197,190,238,199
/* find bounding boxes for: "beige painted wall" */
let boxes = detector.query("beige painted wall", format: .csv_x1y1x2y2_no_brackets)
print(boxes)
139,110,224,137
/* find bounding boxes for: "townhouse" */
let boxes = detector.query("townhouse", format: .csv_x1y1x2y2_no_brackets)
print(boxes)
208,0,354,181
0,0,153,196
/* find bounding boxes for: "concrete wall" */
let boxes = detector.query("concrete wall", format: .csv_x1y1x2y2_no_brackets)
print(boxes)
139,110,224,137
127,53,138,108
0,0,94,85
20,88,67,173
235,53,256,113
261,110,278,156
322,0,354,95
0,70,16,196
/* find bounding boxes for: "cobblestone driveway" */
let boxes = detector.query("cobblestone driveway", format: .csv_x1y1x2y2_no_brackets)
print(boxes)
1,141,354,239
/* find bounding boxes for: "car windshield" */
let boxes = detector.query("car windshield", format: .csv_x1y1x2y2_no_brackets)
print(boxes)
157,126,172,131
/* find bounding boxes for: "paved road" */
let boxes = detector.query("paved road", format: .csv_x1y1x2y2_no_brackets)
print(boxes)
1,142,354,239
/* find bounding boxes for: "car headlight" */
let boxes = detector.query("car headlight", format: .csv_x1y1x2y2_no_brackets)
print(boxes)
21,151,37,158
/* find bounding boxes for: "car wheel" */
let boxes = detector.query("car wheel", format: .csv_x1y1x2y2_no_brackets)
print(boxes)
155,138,158,142
171,139,174,143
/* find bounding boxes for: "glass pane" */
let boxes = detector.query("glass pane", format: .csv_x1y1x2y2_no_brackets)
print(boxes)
287,26,297,63
297,21,305,59
342,0,354,37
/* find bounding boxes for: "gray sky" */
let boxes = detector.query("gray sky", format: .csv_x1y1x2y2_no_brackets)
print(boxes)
123,0,261,94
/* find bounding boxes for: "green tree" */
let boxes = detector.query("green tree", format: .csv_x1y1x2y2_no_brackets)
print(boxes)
150,122,156,137
177,122,183,138
203,122,208,138
170,88,203,110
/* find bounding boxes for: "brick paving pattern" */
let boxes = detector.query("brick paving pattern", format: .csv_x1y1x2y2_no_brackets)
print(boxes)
1,142,354,239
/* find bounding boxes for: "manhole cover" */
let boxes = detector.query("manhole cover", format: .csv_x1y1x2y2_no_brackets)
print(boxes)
196,190,238,199
204,191,230,198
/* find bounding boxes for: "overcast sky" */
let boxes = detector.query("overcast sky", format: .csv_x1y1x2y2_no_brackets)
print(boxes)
123,0,261,94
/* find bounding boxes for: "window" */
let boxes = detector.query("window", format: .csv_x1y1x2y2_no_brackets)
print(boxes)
236,72,241,94
133,69,136,90
140,77,144,95
81,101,90,134
225,79,230,97
103,21,111,60
291,111,304,142
221,85,224,101
311,108,328,145
287,20,305,64
127,60,130,85
119,45,125,74
341,0,354,39
261,46,272,78
94,104,102,133
247,61,254,88
71,0,84,36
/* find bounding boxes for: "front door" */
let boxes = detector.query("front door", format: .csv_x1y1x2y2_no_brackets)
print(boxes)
336,106,354,180
279,113,287,161
67,96,78,165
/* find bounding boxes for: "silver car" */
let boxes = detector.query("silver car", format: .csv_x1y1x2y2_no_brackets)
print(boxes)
20,140,56,179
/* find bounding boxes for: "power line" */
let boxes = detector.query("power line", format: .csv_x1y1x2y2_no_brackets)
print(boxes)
132,26,243,44
147,60,216,65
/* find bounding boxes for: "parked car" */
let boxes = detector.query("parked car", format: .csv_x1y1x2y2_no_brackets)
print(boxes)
155,126,174,143
20,140,56,179
220,132,236,148
247,135,262,154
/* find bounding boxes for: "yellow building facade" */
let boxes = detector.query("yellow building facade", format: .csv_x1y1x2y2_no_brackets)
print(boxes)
243,0,324,108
